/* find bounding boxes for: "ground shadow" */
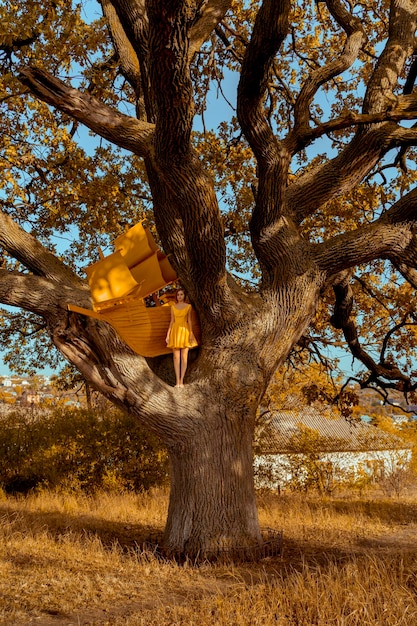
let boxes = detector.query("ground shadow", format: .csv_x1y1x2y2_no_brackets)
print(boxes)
0,502,159,552
3,499,417,626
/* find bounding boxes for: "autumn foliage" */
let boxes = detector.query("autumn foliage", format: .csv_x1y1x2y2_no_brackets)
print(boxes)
1,1,417,556
0,406,168,494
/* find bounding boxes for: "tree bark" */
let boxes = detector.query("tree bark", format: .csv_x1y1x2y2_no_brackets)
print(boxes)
163,401,261,558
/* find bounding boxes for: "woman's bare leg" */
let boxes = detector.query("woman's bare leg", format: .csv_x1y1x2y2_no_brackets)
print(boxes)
179,348,189,386
173,349,181,387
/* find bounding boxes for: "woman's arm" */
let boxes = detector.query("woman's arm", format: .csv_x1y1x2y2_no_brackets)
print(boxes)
187,306,195,341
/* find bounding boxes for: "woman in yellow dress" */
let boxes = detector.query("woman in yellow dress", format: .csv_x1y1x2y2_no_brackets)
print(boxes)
165,289,197,387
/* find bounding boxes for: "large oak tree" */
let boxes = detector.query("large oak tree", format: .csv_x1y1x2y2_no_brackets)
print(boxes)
1,0,417,557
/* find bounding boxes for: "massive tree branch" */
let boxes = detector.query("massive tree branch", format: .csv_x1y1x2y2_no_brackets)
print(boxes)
237,0,290,164
147,0,195,148
286,0,367,152
288,0,417,222
0,210,78,285
103,0,156,121
381,185,417,226
0,268,203,440
292,94,417,153
316,222,416,278
329,271,413,391
188,0,233,61
314,186,417,275
237,0,292,272
363,1,417,116
145,0,236,323
102,0,217,305
288,121,417,225
0,269,81,318
54,315,205,441
394,262,417,289
100,0,144,116
18,67,155,157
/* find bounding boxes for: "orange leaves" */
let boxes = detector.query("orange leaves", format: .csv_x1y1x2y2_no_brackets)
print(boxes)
0,0,416,402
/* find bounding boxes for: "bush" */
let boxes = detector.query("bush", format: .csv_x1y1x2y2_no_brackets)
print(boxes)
0,406,169,494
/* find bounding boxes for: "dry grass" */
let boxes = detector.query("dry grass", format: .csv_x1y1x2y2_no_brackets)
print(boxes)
1,488,416,625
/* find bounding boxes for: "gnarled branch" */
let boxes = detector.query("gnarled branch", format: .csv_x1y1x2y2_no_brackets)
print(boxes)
237,0,290,164
394,262,417,289
102,0,156,121
188,0,233,61
18,67,155,157
288,0,417,223
143,0,236,322
313,186,417,275
329,271,413,392
363,0,417,116
0,269,80,318
287,0,367,152
100,0,144,116
292,94,417,153
237,0,292,271
0,209,78,285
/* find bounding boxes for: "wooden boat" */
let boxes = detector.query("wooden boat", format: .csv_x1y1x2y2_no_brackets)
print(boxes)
67,222,200,357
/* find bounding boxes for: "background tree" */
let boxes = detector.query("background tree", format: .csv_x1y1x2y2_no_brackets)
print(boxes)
1,0,417,558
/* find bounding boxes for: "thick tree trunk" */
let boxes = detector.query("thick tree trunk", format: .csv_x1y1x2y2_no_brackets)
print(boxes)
52,275,318,561
163,403,262,559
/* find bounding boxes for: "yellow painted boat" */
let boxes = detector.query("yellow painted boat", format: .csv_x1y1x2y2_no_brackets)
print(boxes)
84,221,177,306
68,222,200,357
68,296,201,358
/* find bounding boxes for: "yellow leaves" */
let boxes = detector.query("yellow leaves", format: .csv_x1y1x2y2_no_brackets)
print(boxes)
0,1,108,87
300,181,394,244
290,68,297,86
0,1,415,383
266,361,342,411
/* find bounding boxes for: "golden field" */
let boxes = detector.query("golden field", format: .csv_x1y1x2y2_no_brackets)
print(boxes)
0,488,416,625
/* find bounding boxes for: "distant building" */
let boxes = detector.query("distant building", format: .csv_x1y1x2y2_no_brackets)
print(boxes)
20,390,41,405
255,407,413,491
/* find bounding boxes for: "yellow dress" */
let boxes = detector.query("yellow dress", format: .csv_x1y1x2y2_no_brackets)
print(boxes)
167,304,197,349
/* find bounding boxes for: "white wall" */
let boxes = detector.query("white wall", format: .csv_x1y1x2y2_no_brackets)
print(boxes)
254,448,412,491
